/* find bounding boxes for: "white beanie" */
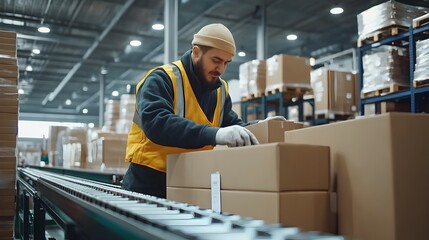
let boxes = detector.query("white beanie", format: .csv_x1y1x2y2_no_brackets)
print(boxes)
192,23,236,55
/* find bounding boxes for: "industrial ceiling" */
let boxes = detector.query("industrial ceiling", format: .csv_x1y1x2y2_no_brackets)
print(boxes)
1,0,428,124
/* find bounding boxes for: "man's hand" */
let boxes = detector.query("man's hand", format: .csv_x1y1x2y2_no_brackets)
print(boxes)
259,116,288,123
215,125,259,147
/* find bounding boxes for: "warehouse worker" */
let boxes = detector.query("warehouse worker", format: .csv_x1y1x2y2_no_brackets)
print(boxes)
123,23,279,198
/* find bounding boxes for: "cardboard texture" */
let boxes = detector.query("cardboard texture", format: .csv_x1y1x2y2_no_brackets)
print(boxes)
266,54,311,91
246,119,303,143
310,68,357,115
167,143,330,191
284,113,429,240
167,187,333,233
0,32,16,39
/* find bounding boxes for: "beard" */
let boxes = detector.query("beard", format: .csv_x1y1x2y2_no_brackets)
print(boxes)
194,57,220,88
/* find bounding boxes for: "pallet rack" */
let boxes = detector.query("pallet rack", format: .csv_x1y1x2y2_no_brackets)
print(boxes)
358,23,429,115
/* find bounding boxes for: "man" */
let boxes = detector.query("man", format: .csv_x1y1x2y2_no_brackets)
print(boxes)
123,23,273,198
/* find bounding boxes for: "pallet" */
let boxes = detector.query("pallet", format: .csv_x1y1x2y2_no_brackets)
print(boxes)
357,26,408,47
414,79,429,88
413,13,429,28
241,92,265,101
361,84,409,98
265,86,311,96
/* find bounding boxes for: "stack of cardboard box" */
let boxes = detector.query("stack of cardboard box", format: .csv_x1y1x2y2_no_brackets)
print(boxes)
284,113,429,240
0,30,18,240
115,94,135,134
265,54,311,93
167,120,334,233
47,125,68,166
87,131,129,171
239,60,266,98
102,99,120,132
310,68,358,117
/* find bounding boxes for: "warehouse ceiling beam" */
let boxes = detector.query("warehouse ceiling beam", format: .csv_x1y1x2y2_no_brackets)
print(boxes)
142,0,226,62
41,0,135,106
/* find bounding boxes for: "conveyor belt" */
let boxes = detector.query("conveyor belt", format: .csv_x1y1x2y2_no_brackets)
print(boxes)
17,168,344,240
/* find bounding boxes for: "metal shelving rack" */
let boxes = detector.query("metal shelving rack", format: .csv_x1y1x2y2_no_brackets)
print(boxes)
358,23,429,115
240,93,315,124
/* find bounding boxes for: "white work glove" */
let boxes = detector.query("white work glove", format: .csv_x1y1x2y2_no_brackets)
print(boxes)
215,125,259,147
259,115,288,123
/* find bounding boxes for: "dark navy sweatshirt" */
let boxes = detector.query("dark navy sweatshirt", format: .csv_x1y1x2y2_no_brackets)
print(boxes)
137,50,246,149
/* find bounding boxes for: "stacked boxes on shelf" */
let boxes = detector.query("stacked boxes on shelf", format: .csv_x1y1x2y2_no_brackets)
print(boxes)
61,127,87,168
310,68,358,117
414,38,429,85
0,30,18,240
284,113,429,240
357,0,429,38
102,99,120,132
239,60,266,99
265,54,311,93
86,130,129,171
361,46,409,96
167,119,334,233
47,125,68,166
115,94,135,134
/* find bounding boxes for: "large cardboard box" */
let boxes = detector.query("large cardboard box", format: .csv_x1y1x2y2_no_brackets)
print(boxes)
266,54,311,92
167,143,330,191
284,113,429,240
167,187,332,232
311,68,357,115
245,119,303,143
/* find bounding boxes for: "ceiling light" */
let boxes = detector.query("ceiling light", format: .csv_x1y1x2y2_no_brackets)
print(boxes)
18,88,24,94
38,26,50,33
90,75,97,82
88,123,95,128
25,65,33,71
309,57,316,66
238,51,246,57
130,40,141,47
152,23,164,30
112,91,119,97
32,48,40,54
82,85,88,92
330,7,344,15
286,34,298,41
82,108,88,114
65,99,72,105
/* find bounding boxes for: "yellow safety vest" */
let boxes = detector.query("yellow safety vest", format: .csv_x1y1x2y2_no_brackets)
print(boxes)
125,60,228,172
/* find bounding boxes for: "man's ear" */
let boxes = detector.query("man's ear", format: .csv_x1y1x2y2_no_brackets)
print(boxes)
192,45,200,58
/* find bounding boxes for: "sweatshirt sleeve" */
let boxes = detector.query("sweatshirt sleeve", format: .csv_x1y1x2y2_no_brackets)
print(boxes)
138,69,219,148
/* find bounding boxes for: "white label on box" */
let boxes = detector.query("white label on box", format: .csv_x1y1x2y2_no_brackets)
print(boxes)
211,171,221,213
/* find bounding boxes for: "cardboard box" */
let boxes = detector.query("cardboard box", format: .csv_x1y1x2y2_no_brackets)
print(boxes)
0,156,16,169
266,54,311,91
246,119,303,143
0,37,16,45
167,143,330,191
284,113,429,240
0,31,16,39
0,127,17,135
0,141,16,148
310,68,357,115
0,170,15,188
239,59,266,97
0,202,15,217
167,187,332,233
